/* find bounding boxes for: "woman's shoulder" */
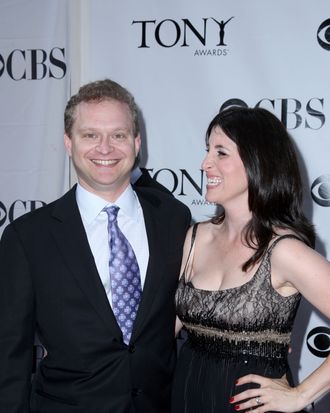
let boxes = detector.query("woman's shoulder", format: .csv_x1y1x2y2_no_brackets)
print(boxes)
189,219,220,240
269,230,330,308
267,229,310,257
269,228,305,247
268,229,323,277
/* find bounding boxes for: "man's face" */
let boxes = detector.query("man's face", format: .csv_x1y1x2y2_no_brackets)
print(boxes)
64,99,140,202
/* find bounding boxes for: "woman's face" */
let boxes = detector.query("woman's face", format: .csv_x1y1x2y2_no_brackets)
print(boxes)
202,126,248,208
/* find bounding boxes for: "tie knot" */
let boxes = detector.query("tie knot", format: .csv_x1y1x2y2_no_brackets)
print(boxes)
104,205,119,223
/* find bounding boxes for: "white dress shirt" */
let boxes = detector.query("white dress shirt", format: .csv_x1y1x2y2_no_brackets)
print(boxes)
76,183,149,306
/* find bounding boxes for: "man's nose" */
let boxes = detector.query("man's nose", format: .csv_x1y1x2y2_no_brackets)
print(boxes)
96,136,114,153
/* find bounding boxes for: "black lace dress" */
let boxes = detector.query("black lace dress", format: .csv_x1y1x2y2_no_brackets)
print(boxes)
171,225,302,413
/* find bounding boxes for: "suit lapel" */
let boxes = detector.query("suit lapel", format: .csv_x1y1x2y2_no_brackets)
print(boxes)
49,187,122,340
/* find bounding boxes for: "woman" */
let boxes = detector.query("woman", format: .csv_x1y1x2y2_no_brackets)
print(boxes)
171,107,330,412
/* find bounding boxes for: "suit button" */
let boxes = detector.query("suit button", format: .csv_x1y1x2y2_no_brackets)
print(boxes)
131,388,142,397
128,344,135,353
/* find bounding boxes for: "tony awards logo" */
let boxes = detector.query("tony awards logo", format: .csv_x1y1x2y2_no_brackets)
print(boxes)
132,16,234,56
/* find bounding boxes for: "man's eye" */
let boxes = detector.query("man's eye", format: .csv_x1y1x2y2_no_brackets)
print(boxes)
84,133,97,139
113,134,127,141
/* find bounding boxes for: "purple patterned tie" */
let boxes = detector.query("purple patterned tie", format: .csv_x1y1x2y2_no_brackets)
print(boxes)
104,205,142,344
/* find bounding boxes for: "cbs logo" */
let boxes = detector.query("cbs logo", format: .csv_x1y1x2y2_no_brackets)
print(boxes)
317,19,330,51
306,327,330,358
311,175,330,207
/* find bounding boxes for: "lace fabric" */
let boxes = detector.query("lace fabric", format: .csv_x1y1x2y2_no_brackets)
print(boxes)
172,227,304,413
175,228,302,360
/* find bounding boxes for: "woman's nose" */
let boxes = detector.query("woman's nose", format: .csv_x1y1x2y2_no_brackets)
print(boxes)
201,154,212,171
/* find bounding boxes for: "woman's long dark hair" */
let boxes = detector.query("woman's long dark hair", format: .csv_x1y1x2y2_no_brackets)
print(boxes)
206,106,315,271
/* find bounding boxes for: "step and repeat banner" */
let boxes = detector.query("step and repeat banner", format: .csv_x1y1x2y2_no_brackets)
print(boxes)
0,0,70,375
0,0,70,237
81,1,330,411
1,1,330,411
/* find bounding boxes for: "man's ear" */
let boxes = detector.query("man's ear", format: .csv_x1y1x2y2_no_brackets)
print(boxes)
135,133,141,157
64,134,72,157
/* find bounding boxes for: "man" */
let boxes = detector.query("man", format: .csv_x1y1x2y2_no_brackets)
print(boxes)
0,79,191,413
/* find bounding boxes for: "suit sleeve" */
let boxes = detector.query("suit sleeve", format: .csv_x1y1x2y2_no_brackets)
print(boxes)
0,223,35,412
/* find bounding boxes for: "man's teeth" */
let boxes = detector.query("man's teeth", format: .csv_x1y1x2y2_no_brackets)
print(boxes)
207,177,222,185
92,160,116,165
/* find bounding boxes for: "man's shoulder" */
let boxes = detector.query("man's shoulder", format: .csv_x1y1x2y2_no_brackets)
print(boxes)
134,186,190,215
7,187,76,229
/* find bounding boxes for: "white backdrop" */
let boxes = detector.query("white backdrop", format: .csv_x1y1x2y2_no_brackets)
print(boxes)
0,0,70,373
1,1,330,411
0,0,70,233
80,1,330,411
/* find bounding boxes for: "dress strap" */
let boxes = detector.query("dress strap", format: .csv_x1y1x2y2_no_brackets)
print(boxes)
181,223,198,279
267,234,303,254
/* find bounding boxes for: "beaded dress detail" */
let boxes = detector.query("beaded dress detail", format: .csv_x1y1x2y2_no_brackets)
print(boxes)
171,224,302,413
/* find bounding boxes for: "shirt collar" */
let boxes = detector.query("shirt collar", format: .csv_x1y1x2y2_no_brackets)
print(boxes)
76,183,139,224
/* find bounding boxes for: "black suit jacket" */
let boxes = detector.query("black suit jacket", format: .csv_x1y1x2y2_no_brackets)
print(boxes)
0,185,191,413
133,168,173,195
